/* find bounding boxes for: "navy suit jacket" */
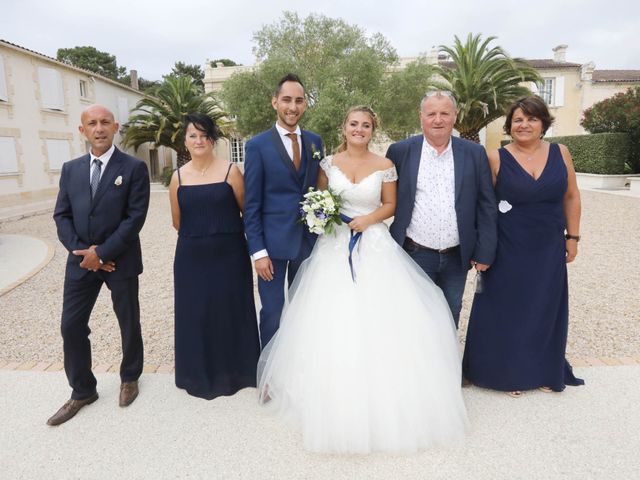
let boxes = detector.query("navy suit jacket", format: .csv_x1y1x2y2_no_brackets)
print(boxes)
53,147,150,280
244,126,323,260
386,135,497,267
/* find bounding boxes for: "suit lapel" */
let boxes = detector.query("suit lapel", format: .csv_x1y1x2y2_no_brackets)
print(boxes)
451,137,464,203
269,127,300,185
91,147,124,209
408,136,423,200
80,155,92,205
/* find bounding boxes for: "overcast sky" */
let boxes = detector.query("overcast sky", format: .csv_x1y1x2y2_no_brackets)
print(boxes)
3,0,639,81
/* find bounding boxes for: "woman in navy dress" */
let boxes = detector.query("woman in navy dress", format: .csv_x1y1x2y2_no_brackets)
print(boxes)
169,113,259,400
463,96,584,397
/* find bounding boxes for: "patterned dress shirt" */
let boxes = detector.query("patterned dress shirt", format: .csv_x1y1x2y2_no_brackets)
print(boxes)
406,138,460,250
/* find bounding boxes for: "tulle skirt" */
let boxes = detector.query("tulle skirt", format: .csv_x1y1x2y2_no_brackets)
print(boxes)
258,222,468,453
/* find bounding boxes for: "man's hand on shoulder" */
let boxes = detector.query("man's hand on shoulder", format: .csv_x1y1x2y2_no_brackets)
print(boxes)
255,257,274,282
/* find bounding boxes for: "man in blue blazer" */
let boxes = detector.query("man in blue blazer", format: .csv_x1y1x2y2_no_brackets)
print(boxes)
244,74,324,347
48,105,150,426
386,91,497,328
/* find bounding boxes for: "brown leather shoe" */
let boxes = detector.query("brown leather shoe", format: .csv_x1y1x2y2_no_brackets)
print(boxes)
119,381,139,407
46,393,99,426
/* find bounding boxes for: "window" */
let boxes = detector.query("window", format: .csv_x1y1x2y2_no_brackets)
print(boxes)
0,56,7,102
536,76,565,107
538,78,554,105
79,79,88,99
0,136,18,173
38,67,65,110
117,97,129,124
230,137,245,163
46,139,70,170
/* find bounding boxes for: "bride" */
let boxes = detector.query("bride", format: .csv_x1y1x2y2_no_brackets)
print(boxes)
257,106,468,454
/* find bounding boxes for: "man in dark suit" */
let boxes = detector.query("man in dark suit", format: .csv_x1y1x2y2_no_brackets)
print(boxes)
244,74,324,347
386,91,497,328
47,104,150,426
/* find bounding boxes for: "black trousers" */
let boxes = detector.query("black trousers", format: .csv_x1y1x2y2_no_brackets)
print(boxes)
61,272,143,400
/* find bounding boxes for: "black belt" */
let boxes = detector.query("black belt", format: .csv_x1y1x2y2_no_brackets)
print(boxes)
404,237,459,254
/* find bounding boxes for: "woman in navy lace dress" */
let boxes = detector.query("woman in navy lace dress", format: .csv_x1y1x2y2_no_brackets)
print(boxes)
169,114,259,400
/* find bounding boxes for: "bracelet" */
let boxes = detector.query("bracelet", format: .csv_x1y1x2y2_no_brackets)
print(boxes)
565,234,580,242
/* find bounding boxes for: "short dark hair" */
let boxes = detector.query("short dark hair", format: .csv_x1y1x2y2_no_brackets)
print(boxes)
183,113,221,142
274,73,305,97
503,96,555,136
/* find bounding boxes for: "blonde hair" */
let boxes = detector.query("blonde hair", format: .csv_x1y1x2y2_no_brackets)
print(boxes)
335,105,379,153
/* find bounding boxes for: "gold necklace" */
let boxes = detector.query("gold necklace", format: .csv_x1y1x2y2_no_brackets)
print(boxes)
513,142,542,162
193,160,214,176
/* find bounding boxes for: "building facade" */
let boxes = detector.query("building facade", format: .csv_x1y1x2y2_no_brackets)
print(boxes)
0,40,174,205
203,46,640,155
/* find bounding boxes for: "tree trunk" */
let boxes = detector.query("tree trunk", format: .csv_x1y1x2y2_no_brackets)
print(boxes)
459,131,481,144
177,148,191,168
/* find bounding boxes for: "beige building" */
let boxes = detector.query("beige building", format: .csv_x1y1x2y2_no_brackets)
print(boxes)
0,40,174,205
485,45,640,150
203,46,640,154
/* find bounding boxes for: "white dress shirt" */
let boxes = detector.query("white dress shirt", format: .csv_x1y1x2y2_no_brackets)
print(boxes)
406,138,460,250
251,124,303,262
88,144,115,182
275,123,302,163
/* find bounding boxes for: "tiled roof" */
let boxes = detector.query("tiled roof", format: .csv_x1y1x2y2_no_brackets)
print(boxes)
0,39,143,94
526,59,582,68
592,70,640,83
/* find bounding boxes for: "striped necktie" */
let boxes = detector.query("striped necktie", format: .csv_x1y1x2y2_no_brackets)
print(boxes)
90,159,102,198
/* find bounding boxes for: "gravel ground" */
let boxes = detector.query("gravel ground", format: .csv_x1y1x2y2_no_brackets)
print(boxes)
1,189,638,364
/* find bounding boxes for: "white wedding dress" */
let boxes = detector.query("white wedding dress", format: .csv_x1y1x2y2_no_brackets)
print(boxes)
257,156,468,453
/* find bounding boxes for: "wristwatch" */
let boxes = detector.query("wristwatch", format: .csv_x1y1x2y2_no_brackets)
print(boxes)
565,234,580,242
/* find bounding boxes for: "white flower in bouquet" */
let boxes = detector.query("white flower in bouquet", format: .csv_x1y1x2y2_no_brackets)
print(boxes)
299,187,343,235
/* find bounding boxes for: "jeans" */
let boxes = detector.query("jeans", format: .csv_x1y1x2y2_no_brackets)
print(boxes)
404,241,468,328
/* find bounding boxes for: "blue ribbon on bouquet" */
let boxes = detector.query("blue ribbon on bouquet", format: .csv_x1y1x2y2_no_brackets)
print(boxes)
339,213,362,282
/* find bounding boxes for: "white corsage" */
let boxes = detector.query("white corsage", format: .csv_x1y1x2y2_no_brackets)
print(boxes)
498,200,512,213
311,144,323,161
114,175,123,186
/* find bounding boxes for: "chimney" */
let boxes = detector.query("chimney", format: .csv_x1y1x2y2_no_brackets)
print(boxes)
552,45,568,63
130,69,139,90
581,61,595,81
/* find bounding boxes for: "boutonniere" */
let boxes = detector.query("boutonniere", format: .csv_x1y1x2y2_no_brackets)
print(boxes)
311,144,323,161
114,175,123,186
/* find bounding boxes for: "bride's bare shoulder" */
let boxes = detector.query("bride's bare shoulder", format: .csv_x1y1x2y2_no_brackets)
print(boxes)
370,153,393,170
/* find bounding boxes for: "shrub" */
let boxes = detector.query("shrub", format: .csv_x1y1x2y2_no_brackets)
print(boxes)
501,133,630,174
161,166,175,187
581,86,640,173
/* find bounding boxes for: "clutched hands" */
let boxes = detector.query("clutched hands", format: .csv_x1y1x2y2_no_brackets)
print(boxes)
73,245,116,272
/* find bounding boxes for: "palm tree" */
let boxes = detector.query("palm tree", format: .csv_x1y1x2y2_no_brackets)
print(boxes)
121,76,229,166
436,34,542,143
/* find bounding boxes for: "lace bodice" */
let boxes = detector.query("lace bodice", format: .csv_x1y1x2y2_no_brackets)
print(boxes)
320,155,397,217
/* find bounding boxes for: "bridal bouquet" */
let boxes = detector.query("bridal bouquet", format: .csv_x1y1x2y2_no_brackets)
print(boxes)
299,187,343,235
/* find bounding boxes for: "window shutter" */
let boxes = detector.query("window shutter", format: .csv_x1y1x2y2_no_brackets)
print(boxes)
0,56,8,101
0,136,18,173
554,76,565,107
46,139,71,170
38,67,65,110
117,97,129,124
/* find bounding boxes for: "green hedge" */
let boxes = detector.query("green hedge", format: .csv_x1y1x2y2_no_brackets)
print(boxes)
500,132,631,174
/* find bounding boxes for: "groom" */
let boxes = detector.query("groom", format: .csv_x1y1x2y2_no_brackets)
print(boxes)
244,73,324,347
386,91,497,328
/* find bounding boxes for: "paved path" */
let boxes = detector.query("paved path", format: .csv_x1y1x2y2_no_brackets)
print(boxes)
1,184,638,478
1,367,637,479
